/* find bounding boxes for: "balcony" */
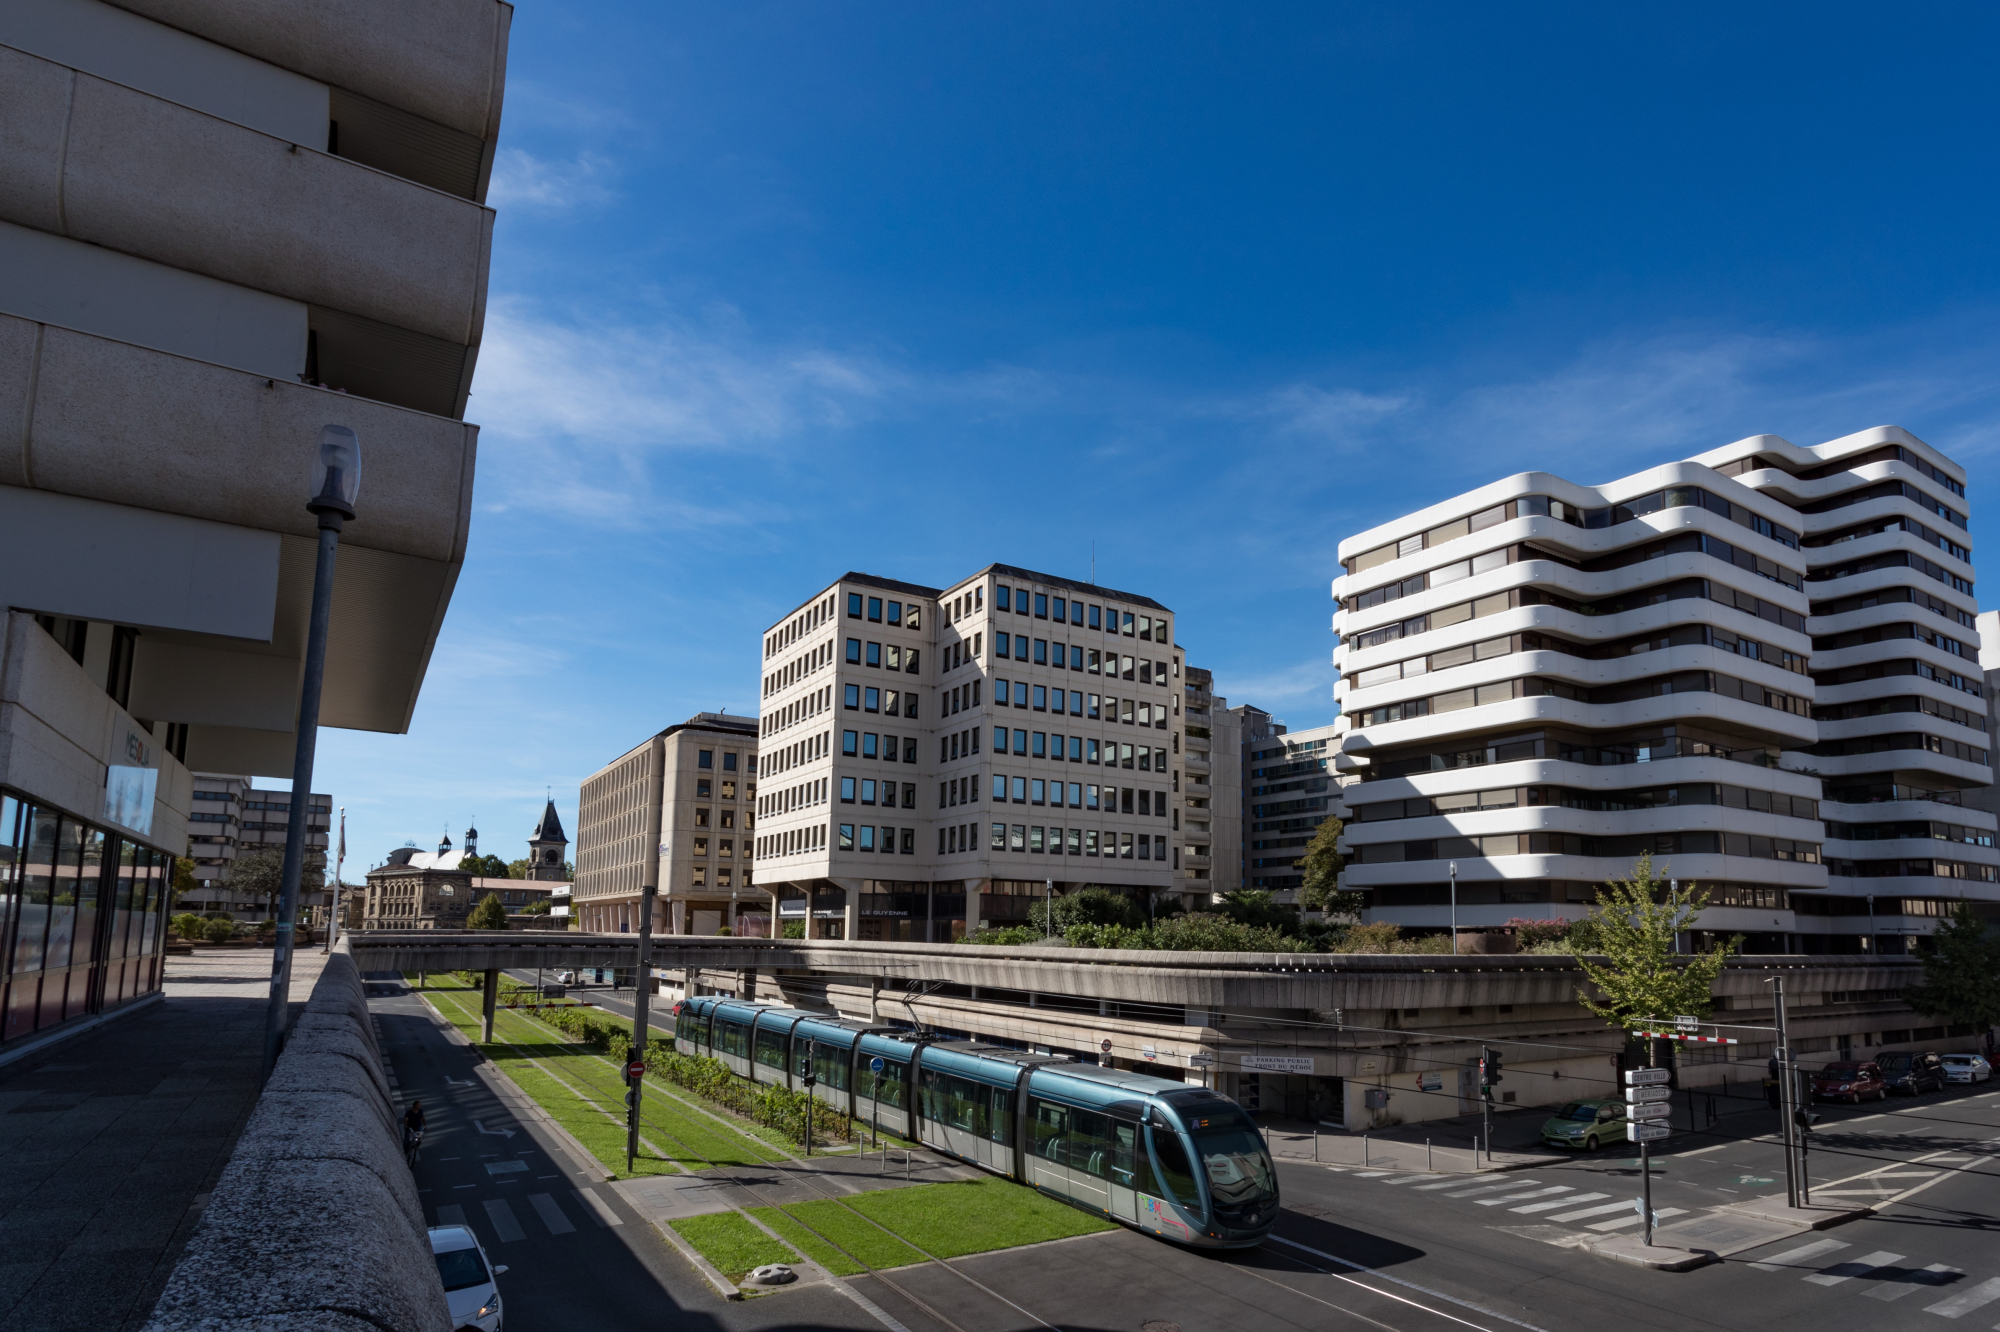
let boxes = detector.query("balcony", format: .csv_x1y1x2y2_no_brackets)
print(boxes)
1182,853,1212,869
1183,753,1211,773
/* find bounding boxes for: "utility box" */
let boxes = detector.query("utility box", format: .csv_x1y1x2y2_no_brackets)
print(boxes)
1363,1088,1390,1110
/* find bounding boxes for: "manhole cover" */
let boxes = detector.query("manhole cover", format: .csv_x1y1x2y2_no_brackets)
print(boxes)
1142,1322,1183,1332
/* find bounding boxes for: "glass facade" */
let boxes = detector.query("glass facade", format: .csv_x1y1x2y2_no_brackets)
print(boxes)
0,789,172,1045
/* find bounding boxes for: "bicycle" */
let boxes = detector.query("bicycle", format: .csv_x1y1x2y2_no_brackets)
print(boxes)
404,1125,424,1168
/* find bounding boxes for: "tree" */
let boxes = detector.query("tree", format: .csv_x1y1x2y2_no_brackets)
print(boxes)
505,858,531,879
1028,886,1147,934
1297,817,1361,916
461,853,511,877
1216,889,1294,932
1905,902,2000,1031
171,857,199,905
1573,855,1736,1030
467,893,509,930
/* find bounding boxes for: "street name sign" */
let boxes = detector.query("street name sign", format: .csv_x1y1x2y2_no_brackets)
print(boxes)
1627,1121,1670,1143
1625,1068,1671,1086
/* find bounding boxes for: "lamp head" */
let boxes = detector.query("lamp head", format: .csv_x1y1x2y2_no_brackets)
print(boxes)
309,424,361,519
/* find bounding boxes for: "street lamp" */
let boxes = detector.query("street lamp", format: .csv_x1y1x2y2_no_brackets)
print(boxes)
1448,860,1458,955
262,425,360,1084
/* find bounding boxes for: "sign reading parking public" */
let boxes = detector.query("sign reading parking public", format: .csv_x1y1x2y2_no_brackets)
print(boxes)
625,1060,646,1080
1627,1121,1670,1143
1625,1068,1671,1086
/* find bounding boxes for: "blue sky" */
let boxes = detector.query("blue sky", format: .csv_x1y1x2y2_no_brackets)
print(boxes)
314,2,2000,873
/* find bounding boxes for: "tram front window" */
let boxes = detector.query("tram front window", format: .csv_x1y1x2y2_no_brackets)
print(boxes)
1191,1111,1277,1230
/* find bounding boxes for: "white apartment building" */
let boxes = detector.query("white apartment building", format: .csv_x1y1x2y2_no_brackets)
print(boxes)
1331,426,1993,954
0,1,505,1049
182,775,332,921
752,567,1194,939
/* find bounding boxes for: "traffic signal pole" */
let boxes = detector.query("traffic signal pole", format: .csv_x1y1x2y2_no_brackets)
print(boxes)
1772,977,1797,1209
1642,1040,1656,1248
625,882,658,1174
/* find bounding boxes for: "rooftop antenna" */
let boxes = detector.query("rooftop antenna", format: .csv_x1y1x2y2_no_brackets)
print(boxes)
1091,541,1096,585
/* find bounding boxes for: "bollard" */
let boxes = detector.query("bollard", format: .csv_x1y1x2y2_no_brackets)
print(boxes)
906,1149,912,1182
1313,1130,1319,1163
1362,1135,1370,1168
1427,1139,1433,1171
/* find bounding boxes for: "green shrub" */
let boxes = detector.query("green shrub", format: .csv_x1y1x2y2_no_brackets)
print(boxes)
961,925,1046,946
201,917,236,944
781,921,806,939
1027,886,1148,933
172,912,206,940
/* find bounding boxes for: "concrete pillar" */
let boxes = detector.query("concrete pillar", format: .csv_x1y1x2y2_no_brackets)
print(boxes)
417,970,426,990
671,898,686,934
843,896,859,941
481,968,498,1043
737,968,755,1001
686,965,697,1002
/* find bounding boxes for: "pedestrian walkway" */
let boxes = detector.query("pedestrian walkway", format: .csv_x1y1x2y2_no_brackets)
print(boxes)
1297,1161,1692,1236
0,947,327,1332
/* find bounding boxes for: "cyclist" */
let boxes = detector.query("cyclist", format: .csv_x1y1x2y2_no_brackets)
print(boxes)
402,1099,426,1164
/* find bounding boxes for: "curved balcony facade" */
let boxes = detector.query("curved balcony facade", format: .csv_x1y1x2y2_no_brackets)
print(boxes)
1332,427,1990,954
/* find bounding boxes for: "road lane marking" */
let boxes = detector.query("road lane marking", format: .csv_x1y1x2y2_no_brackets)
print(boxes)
1269,1235,1553,1332
1379,1175,1434,1185
528,1192,575,1234
1512,1192,1608,1214
1476,1187,1572,1207
1749,1238,1848,1271
574,1187,623,1226
1546,1201,1635,1222
1923,1275,2000,1317
1804,1250,1903,1287
1864,1264,1960,1302
482,1198,525,1243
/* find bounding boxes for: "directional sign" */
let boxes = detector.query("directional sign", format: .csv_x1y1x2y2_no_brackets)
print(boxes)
1625,1085,1672,1105
626,1060,646,1080
1626,1121,1670,1143
1627,1101,1673,1121
1625,1068,1671,1086
1672,1015,1700,1029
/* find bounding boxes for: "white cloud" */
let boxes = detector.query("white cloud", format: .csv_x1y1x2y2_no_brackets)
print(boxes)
487,148,618,211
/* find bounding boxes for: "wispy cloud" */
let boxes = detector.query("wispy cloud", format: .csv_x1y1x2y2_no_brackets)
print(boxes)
488,148,619,211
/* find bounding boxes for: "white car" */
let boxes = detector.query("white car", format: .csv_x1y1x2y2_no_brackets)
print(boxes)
555,970,576,986
429,1225,507,1331
1939,1054,1993,1084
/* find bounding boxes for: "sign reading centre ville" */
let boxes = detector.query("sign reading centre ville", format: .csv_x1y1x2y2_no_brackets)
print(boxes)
1240,1055,1315,1075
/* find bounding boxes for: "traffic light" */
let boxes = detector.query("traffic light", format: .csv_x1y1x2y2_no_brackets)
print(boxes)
1793,1107,1819,1132
1487,1049,1505,1085
1479,1047,1494,1101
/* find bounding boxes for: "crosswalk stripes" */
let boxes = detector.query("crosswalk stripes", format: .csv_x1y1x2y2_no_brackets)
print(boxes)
529,1192,576,1234
1545,1200,1633,1223
1512,1192,1608,1214
1443,1181,1538,1198
1475,1186,1572,1207
1923,1275,2000,1318
1583,1207,1685,1232
1804,1251,1903,1288
1750,1238,1848,1272
1863,1265,1959,1303
482,1198,526,1243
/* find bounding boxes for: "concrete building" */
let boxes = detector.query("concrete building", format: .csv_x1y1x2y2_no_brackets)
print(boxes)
1245,721,1346,902
180,775,333,922
574,713,760,936
360,835,555,930
751,567,1194,939
1332,426,1992,951
0,0,508,1051
1179,666,1242,899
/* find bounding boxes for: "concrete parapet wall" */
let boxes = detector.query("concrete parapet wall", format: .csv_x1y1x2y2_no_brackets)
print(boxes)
144,941,450,1332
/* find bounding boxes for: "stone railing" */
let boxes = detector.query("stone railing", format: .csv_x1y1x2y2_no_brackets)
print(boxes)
144,940,450,1332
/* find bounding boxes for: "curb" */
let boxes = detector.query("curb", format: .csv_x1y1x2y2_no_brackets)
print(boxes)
649,1216,749,1301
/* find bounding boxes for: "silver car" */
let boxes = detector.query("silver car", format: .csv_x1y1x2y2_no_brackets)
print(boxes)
429,1224,507,1331
1939,1054,1993,1085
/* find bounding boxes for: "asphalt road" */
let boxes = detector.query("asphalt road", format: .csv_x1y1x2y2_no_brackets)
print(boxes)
474,972,2000,1331
365,973,875,1332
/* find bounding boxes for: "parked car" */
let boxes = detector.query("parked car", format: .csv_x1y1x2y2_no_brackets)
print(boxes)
555,970,577,986
1939,1054,1994,1085
1877,1052,1945,1096
1810,1061,1887,1103
1541,1098,1628,1151
429,1225,507,1331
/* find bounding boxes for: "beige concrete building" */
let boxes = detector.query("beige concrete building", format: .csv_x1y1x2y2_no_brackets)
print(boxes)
575,713,760,936
752,567,1198,940
1245,721,1346,904
1177,666,1243,898
181,774,332,922
0,0,508,1051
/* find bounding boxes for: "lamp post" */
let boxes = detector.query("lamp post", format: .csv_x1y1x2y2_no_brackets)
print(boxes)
261,425,360,1085
1448,860,1458,955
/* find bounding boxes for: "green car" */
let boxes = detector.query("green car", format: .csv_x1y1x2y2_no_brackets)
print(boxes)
1541,1098,1627,1151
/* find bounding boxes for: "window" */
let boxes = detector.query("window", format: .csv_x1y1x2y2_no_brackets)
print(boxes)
1122,696,1137,724
1013,729,1028,754
1032,779,1046,805
841,777,856,802
1154,835,1167,861
859,825,876,851
1068,782,1083,808
868,597,883,622
1012,776,1027,802
867,642,882,667
698,750,713,768
1035,593,1048,618
721,779,737,799
1030,825,1046,852
865,687,880,713
723,753,738,771
846,638,861,663
1011,824,1027,851
696,807,711,827
906,648,920,675
1139,660,1152,686
1048,687,1064,713
1034,639,1048,664
848,594,863,618
971,679,981,705
1123,612,1135,637
887,601,902,626
1033,685,1047,711
994,725,1008,751
1085,829,1099,855
1087,738,1100,764
902,782,917,808
1065,735,1080,761
1014,681,1029,706
696,778,712,798
861,779,877,805
1087,649,1100,675
1138,746,1151,772
1087,784,1100,810
997,585,1012,611
1089,605,1101,629
887,645,903,671
901,827,916,854
1122,832,1135,858
993,774,1008,800
1154,746,1167,771
992,822,1006,849
843,730,858,756
862,733,879,759
883,688,900,716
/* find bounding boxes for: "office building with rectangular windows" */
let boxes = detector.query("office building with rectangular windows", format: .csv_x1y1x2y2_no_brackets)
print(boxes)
181,775,333,922
0,0,507,1049
1331,426,1992,953
752,567,1195,939
1177,666,1242,897
1245,721,1346,899
575,713,759,936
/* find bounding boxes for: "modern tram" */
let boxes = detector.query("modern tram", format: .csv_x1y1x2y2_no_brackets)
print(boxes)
672,995,1278,1248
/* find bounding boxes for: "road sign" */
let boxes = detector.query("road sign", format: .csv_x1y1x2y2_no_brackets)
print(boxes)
1625,1085,1672,1105
625,1060,646,1080
870,1056,885,1073
1627,1101,1673,1121
1626,1121,1670,1143
1101,1039,1113,1053
1189,1052,1215,1068
1672,1015,1700,1029
1625,1068,1671,1086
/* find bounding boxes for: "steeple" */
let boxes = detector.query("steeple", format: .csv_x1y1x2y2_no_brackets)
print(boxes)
464,821,479,859
437,829,453,857
527,798,568,881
